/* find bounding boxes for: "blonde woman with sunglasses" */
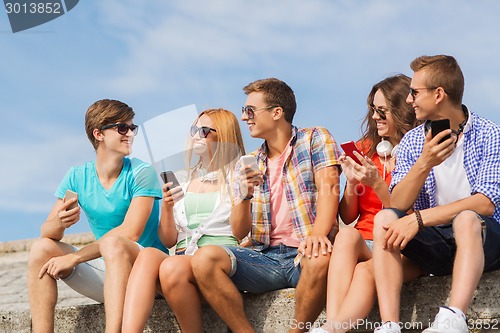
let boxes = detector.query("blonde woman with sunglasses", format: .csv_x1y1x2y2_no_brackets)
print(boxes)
122,108,245,333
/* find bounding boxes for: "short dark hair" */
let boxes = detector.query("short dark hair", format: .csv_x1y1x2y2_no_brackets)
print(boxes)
243,78,296,123
410,55,464,106
85,99,135,150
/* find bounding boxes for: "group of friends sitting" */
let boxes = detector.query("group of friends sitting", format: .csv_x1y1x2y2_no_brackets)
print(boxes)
28,54,500,333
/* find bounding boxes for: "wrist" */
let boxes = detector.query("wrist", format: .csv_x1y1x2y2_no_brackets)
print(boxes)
414,210,424,231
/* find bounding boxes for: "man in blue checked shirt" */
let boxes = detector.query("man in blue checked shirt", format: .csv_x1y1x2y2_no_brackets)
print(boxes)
370,55,500,333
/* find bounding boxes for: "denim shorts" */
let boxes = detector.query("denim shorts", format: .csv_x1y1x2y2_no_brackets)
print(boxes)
222,244,302,293
386,208,500,276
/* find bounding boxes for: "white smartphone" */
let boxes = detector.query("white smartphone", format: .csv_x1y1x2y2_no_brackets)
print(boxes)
64,190,78,211
240,155,259,171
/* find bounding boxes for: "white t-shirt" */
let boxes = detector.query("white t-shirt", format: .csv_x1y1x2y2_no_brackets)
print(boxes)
433,135,471,206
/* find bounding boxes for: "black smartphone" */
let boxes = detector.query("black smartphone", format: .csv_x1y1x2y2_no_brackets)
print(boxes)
431,119,451,144
160,171,180,189
340,141,363,165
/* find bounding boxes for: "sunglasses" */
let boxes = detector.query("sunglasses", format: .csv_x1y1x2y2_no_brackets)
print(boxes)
101,123,139,135
409,87,437,99
190,125,217,138
241,105,277,120
370,105,389,120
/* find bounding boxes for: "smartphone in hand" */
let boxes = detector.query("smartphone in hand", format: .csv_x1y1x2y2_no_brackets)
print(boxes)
240,155,259,171
64,190,78,211
340,141,363,165
430,119,451,144
160,171,181,189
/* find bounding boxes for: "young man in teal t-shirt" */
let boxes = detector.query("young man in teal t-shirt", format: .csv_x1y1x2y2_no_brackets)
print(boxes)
27,99,165,333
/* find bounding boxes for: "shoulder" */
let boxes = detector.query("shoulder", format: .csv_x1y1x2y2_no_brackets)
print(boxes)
127,157,158,179
470,112,500,133
295,126,334,142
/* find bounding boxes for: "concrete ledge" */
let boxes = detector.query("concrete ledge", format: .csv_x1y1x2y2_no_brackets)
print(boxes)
2,270,499,333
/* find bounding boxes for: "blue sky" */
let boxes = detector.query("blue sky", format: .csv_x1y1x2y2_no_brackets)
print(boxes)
1,1,500,241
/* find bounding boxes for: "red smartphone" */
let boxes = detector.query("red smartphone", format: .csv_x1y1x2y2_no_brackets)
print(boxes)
340,141,363,165
431,119,451,144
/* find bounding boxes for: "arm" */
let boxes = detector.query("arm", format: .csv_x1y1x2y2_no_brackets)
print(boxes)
391,129,455,211
338,154,359,224
302,165,340,258
158,183,182,248
99,196,155,241
230,164,263,240
40,197,80,241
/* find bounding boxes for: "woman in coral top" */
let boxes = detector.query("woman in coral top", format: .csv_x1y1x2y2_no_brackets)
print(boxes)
311,74,418,333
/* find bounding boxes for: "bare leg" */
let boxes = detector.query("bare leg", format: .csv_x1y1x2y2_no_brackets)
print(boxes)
160,255,203,333
122,247,168,333
291,251,331,333
28,238,75,333
99,235,141,333
326,261,376,333
449,211,484,312
372,210,403,323
325,228,372,320
192,245,254,333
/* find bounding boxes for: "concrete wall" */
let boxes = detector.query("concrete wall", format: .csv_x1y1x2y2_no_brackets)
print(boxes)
2,270,499,333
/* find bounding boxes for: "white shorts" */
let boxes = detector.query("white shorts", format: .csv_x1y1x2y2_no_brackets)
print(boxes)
62,243,143,303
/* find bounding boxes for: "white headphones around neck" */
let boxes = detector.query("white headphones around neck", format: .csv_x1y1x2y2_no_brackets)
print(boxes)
376,139,399,158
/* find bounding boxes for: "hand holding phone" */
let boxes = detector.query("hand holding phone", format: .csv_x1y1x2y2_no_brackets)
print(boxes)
430,119,451,144
340,141,363,165
240,155,259,171
64,190,78,211
160,171,181,189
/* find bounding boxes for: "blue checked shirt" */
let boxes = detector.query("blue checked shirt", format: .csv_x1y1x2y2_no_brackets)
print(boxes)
390,107,500,223
234,126,340,250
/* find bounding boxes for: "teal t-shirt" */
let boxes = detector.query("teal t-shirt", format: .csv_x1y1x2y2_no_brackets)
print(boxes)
55,157,166,251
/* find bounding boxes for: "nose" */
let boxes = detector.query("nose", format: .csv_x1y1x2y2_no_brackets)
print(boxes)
241,111,249,121
406,93,414,104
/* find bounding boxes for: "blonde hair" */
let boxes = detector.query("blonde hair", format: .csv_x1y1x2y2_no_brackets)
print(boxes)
185,108,245,197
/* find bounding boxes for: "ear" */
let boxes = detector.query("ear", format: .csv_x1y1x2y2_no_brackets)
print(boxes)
435,87,446,105
93,128,104,142
272,106,284,121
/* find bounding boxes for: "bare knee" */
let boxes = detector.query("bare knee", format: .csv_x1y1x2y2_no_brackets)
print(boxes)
99,235,135,263
302,253,330,279
453,210,483,240
353,261,374,281
373,209,398,241
28,238,66,265
333,227,363,249
159,259,191,291
191,245,230,279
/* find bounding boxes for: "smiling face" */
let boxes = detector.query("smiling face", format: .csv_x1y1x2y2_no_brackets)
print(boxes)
241,91,277,139
97,119,136,156
191,114,217,158
372,89,397,141
406,70,438,121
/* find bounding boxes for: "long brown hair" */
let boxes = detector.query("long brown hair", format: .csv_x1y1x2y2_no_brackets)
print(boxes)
360,74,417,157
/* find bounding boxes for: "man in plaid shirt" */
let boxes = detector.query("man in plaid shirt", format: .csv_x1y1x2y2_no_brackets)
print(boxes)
192,77,341,333
372,55,500,333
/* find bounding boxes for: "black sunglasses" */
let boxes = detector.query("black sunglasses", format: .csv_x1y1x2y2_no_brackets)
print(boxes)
190,125,216,138
409,87,438,99
101,123,139,135
241,105,277,120
370,105,389,120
